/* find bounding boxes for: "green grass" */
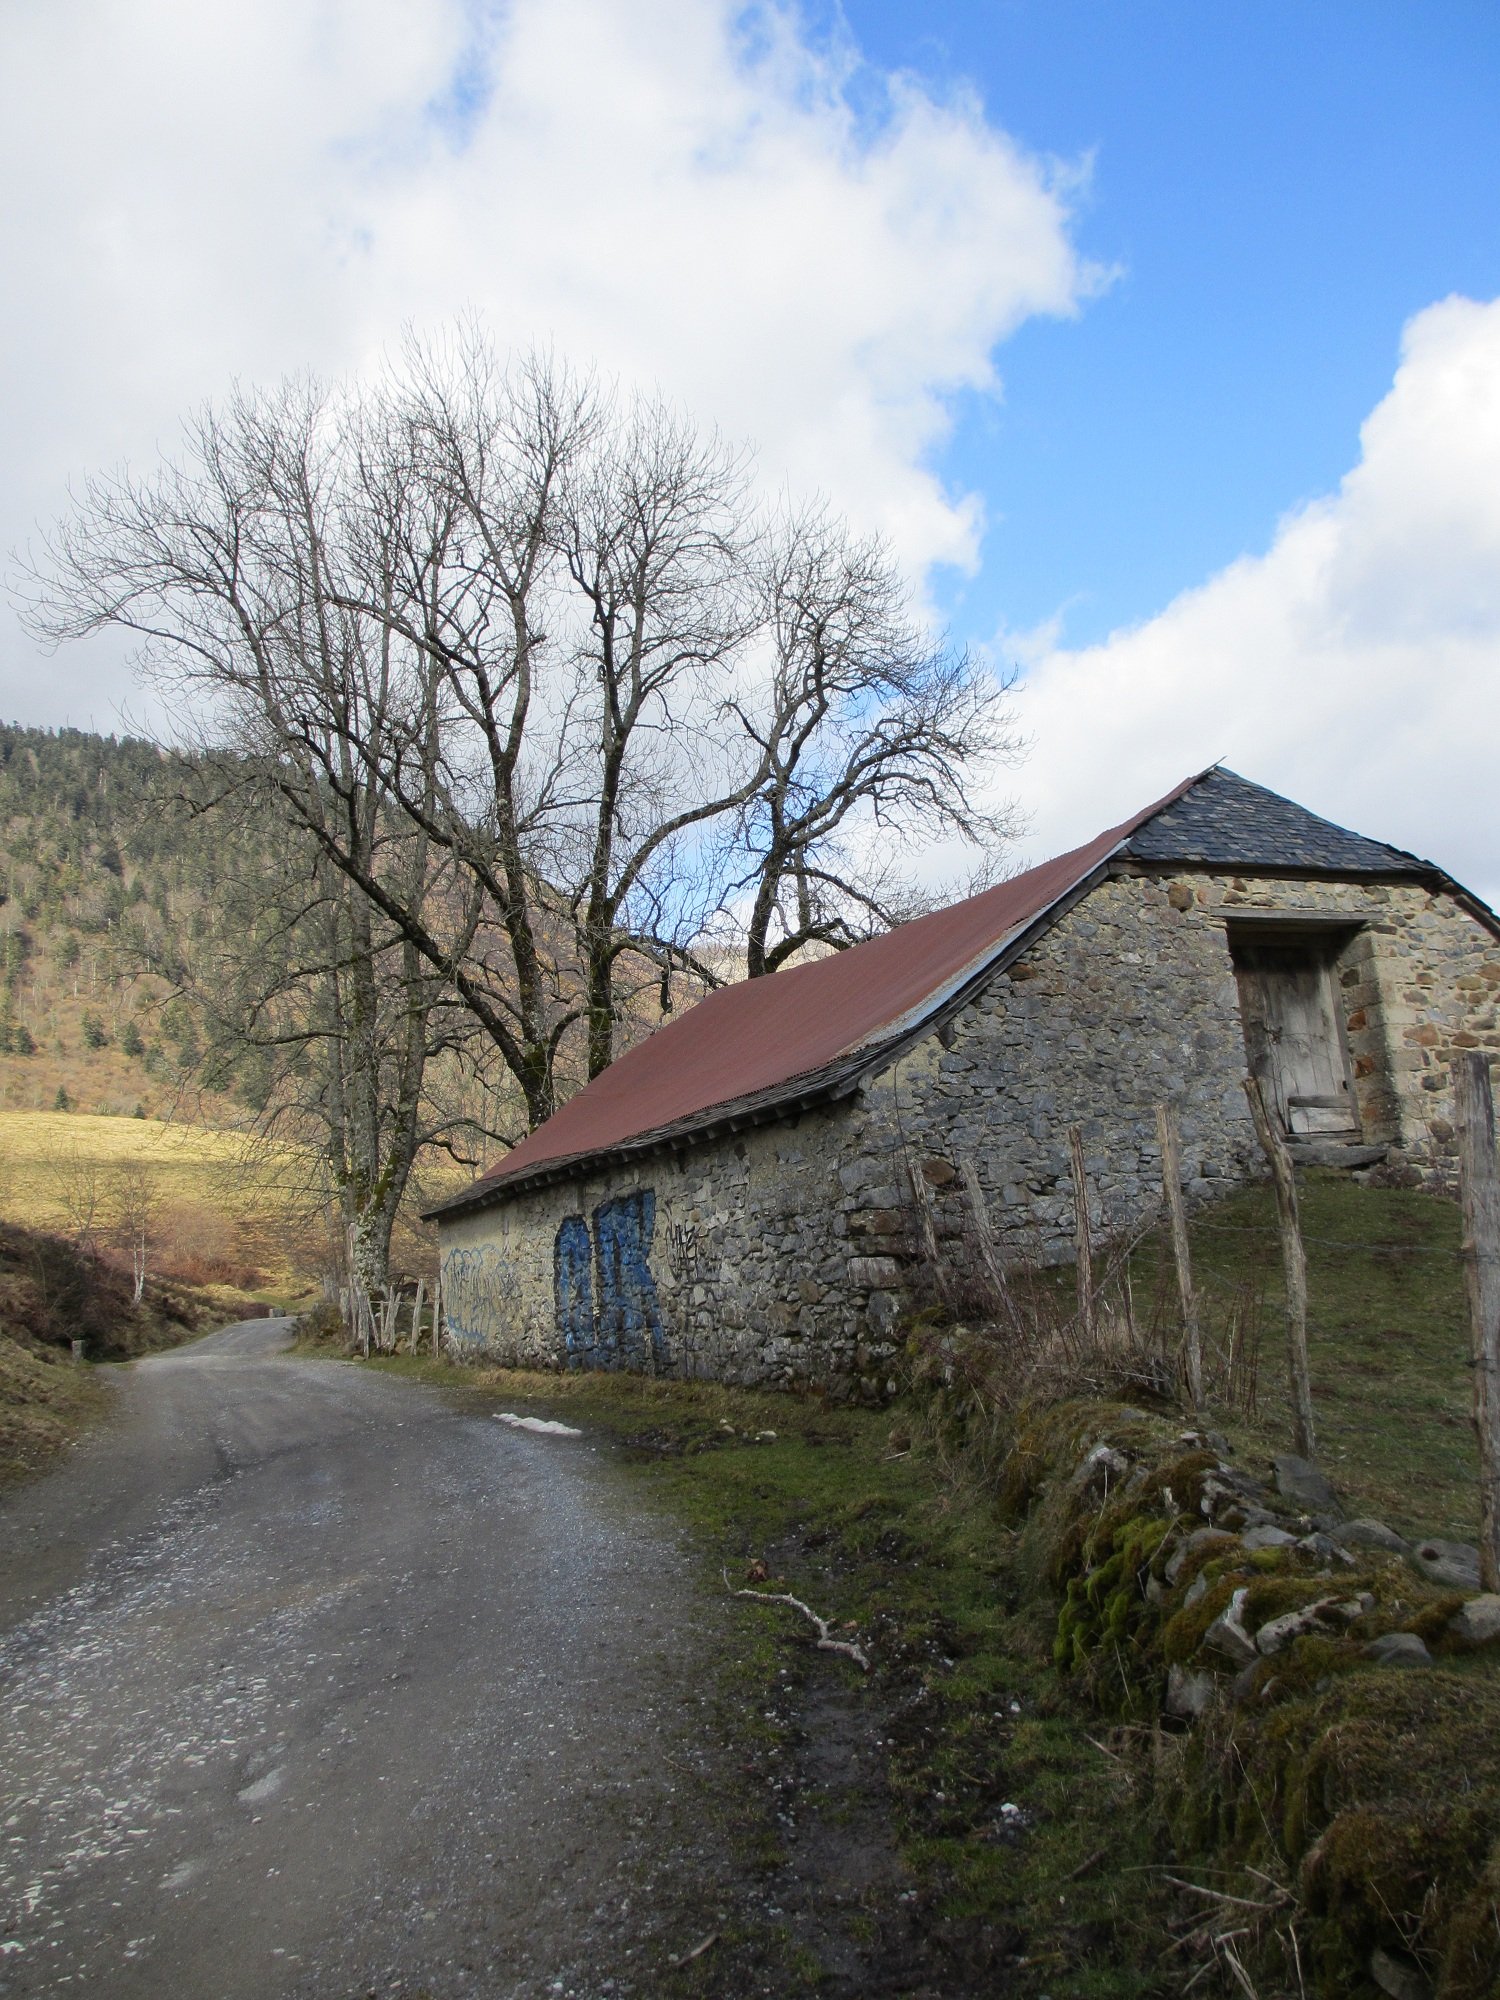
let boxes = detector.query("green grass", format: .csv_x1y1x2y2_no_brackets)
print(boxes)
337,1352,1170,1994
1126,1169,1475,1539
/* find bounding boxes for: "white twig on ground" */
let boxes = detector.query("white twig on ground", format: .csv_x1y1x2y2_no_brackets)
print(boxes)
726,1574,871,1671
667,1932,721,1969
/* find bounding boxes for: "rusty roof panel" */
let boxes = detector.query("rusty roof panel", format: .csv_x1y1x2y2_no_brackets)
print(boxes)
432,773,1207,1217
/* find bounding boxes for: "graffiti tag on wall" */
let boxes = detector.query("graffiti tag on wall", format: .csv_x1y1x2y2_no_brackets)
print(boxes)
441,1244,520,1349
553,1189,666,1371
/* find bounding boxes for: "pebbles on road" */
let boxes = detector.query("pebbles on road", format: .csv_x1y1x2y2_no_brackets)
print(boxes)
0,1321,740,1999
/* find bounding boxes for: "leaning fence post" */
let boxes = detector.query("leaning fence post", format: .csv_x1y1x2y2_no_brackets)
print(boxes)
1157,1103,1205,1411
908,1158,943,1273
1243,1076,1316,1459
958,1155,1024,1336
410,1277,425,1356
1068,1126,1096,1341
1455,1051,1500,1594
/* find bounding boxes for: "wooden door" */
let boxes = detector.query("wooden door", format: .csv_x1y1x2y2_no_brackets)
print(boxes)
1235,942,1359,1137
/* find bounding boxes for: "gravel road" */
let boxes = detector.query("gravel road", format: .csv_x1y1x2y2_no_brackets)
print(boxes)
0,1321,741,1999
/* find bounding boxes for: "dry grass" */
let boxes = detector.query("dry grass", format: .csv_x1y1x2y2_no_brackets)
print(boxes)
0,1110,325,1292
0,1332,108,1484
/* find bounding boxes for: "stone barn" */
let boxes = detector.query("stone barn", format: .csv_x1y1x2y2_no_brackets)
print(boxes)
427,768,1499,1385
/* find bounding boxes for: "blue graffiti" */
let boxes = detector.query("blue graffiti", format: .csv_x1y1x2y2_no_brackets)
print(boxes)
552,1189,666,1371
554,1215,594,1361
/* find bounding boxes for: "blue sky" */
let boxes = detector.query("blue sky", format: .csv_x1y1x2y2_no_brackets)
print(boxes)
839,0,1500,648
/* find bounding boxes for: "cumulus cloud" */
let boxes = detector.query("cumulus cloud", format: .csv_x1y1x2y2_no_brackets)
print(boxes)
1008,294,1500,904
0,0,1094,723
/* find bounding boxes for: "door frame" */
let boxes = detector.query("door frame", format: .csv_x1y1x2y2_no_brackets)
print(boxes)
1225,917,1364,1139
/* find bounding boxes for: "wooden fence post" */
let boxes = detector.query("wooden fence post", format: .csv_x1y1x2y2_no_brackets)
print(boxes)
1243,1076,1316,1459
1157,1103,1205,1411
908,1159,943,1274
958,1155,1024,1335
1455,1052,1500,1595
1068,1126,1096,1341
410,1277,425,1356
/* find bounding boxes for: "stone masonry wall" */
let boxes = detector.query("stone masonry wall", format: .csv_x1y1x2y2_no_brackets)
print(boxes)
438,870,1498,1384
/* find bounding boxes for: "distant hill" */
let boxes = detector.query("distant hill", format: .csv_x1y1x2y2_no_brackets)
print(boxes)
0,724,259,1123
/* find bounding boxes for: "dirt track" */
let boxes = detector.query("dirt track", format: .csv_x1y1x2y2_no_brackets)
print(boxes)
0,1320,743,1998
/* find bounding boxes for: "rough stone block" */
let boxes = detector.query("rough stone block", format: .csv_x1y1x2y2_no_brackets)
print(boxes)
1272,1454,1342,1517
1363,1631,1432,1668
1165,1662,1216,1718
1448,1593,1500,1647
846,1255,900,1289
1203,1587,1257,1666
1409,1538,1482,1591
1338,1518,1410,1557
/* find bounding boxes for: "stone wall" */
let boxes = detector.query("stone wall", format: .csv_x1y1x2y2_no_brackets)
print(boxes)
437,868,1499,1384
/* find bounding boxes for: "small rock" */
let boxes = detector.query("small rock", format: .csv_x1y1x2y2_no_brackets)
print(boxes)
1226,1473,1269,1503
1178,1429,1232,1456
1326,1592,1375,1623
1204,1587,1257,1666
1255,1598,1338,1656
1297,1532,1357,1565
1272,1454,1342,1518
1410,1539,1482,1591
1241,1524,1297,1552
1072,1442,1130,1498
1369,1944,1433,2000
1449,1594,1500,1647
1164,1527,1235,1586
1183,1571,1210,1609
1364,1632,1432,1668
1165,1663,1216,1719
1338,1518,1411,1556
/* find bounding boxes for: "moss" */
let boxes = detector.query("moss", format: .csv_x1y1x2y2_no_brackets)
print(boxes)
1408,1592,1466,1648
1161,1573,1243,1663
1177,1668,1500,1996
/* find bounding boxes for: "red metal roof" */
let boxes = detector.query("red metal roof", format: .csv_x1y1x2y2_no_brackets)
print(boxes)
440,772,1204,1212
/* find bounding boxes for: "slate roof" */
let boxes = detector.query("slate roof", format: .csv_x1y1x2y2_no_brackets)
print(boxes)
429,767,1471,1218
1121,767,1422,874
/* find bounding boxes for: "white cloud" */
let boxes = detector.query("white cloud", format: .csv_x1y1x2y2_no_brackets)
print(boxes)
0,0,1093,725
1008,294,1500,905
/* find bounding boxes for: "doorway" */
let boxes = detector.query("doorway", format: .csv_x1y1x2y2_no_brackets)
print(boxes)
1230,929,1360,1139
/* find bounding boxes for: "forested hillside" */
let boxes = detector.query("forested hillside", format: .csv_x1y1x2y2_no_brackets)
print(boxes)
0,722,489,1285
0,724,257,1120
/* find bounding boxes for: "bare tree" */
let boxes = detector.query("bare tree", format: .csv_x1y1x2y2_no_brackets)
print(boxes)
111,1162,156,1304
20,330,1025,1144
731,504,1022,976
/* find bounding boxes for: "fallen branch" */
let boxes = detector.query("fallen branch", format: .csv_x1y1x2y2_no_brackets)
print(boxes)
1061,1845,1108,1883
667,1932,720,1969
727,1574,871,1671
1163,1876,1287,1912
